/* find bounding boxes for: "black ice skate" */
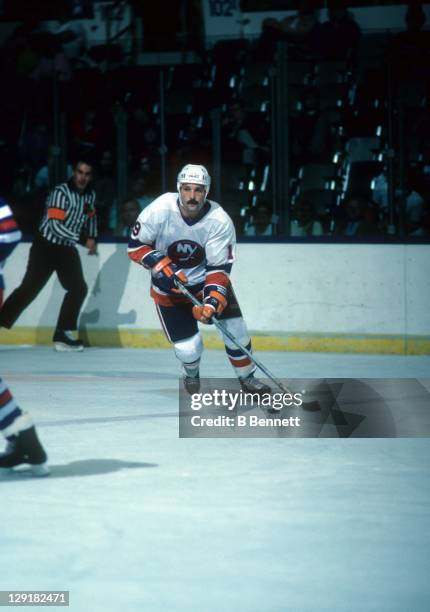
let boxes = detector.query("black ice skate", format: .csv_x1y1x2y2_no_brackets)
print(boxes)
183,374,201,394
239,374,271,395
0,426,50,477
53,329,84,352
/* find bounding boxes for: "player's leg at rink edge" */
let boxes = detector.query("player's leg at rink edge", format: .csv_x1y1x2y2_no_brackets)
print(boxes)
0,378,49,477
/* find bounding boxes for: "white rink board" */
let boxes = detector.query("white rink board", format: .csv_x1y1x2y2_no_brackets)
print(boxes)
2,242,430,335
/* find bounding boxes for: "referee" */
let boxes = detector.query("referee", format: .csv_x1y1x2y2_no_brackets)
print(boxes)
0,158,97,351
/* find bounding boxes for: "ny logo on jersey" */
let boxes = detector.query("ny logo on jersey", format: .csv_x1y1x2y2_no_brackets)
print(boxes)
168,240,205,268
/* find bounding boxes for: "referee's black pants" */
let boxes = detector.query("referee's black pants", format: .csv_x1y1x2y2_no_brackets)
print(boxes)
0,236,87,334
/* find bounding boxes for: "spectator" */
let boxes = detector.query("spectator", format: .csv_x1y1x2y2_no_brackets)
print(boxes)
128,105,159,162
281,0,319,59
2,22,40,78
55,2,87,66
116,199,141,237
401,167,426,235
30,31,71,83
334,194,380,237
18,118,50,173
313,5,361,62
244,203,273,236
129,176,156,211
128,154,160,209
222,100,269,167
372,170,388,217
93,149,116,235
70,110,99,156
389,2,430,83
133,155,153,181
254,18,288,62
373,166,427,234
290,87,334,171
408,103,430,163
34,148,72,191
414,199,430,236
290,197,324,236
12,165,34,200
173,117,211,173
70,0,90,18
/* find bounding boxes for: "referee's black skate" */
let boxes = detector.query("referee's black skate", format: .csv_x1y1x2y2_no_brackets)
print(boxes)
239,373,271,395
0,426,50,477
53,329,84,352
183,374,200,394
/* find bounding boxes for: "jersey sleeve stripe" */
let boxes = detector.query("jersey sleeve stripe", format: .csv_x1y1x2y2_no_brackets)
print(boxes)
128,238,149,249
128,244,154,264
205,271,230,288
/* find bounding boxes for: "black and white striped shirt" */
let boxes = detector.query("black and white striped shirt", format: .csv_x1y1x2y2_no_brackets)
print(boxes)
39,179,97,246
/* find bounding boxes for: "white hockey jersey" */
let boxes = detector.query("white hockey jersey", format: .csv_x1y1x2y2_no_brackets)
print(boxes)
128,192,236,289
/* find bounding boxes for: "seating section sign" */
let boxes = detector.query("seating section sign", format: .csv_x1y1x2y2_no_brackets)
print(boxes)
202,0,241,39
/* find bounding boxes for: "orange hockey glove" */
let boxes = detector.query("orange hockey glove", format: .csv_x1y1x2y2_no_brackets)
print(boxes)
152,256,188,292
192,290,228,324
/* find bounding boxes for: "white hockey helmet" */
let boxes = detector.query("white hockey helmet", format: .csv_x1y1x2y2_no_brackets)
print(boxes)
177,164,211,196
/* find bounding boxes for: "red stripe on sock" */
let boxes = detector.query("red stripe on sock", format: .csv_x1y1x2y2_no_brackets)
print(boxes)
229,356,251,368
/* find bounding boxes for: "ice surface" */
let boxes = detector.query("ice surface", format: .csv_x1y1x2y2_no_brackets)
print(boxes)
1,347,430,611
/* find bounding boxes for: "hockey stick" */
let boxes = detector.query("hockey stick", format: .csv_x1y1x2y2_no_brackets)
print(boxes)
174,279,290,393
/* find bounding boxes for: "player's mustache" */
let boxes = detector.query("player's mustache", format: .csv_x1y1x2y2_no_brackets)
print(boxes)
187,199,199,205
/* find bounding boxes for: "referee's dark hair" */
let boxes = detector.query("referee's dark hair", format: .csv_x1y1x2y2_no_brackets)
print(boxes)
71,155,95,170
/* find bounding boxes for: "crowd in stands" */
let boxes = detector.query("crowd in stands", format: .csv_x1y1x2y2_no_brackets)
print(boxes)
0,1,429,239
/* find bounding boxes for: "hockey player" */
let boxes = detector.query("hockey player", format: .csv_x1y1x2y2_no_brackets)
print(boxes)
128,163,270,394
0,198,49,476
